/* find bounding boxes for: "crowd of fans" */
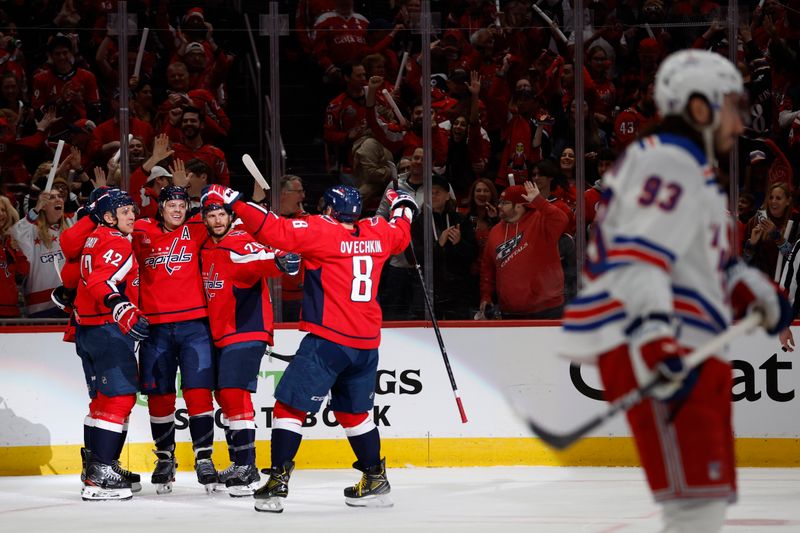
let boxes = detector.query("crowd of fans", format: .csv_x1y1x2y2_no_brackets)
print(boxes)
1,0,800,322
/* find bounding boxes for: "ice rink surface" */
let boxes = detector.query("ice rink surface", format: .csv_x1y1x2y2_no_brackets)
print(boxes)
1,467,799,532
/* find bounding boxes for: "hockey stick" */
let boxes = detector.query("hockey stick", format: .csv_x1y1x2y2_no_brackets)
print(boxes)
265,345,294,363
407,239,468,423
526,312,763,450
242,154,271,191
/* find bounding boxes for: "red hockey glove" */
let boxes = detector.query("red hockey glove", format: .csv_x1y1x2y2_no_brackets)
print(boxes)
727,260,793,334
385,189,418,222
201,184,241,208
106,295,150,341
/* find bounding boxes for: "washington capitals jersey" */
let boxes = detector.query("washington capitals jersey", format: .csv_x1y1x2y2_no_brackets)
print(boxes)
200,229,283,348
234,202,411,349
132,216,208,324
560,134,735,361
75,225,139,326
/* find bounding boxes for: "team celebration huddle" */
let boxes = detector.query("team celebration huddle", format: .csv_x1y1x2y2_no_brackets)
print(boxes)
63,172,417,511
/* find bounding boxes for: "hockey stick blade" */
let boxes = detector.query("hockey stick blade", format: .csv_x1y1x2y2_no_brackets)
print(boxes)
527,312,763,450
269,351,294,363
242,154,271,190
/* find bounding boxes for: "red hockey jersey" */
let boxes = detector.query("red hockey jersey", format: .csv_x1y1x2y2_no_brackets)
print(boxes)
75,225,140,325
233,202,411,349
32,66,100,119
132,217,208,324
201,229,283,347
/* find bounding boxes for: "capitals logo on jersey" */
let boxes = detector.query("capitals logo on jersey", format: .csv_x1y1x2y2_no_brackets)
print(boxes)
496,234,524,264
203,264,224,298
143,236,193,275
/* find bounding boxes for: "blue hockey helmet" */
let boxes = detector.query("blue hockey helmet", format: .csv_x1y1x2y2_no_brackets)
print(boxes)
322,185,362,223
158,185,190,205
95,189,135,224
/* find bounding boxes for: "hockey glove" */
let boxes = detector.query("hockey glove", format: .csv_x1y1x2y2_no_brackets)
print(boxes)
275,252,301,276
727,260,793,334
640,337,698,403
385,189,418,222
51,285,76,312
106,294,150,341
201,184,241,208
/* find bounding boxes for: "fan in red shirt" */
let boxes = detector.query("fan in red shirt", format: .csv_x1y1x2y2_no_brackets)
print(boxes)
32,35,101,125
200,202,299,496
201,182,416,512
171,106,229,187
612,80,657,152
480,182,569,319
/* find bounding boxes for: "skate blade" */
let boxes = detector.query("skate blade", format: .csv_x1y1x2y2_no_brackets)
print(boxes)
81,485,133,502
254,496,284,513
155,482,173,495
228,482,260,498
345,494,393,508
202,483,218,494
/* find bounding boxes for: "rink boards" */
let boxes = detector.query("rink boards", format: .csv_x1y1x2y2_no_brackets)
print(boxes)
1,322,798,475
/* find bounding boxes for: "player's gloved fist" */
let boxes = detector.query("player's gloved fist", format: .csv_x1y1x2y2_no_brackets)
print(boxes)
640,337,698,402
386,189,418,221
51,285,76,312
106,295,150,341
275,252,301,276
201,184,241,208
727,260,793,334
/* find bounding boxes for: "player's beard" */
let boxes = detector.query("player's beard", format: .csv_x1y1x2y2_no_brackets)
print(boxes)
207,220,232,239
182,126,199,140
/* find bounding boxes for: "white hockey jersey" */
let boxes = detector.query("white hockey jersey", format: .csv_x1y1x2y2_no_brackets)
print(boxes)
11,212,74,316
560,133,734,362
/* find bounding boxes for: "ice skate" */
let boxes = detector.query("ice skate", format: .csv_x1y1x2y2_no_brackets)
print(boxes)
344,458,393,508
151,449,177,495
195,458,218,494
217,463,236,486
80,447,90,485
112,460,142,493
81,462,133,502
253,461,294,513
224,464,260,497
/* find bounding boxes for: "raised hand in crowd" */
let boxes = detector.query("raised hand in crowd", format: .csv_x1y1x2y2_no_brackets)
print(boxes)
57,146,82,178
34,191,54,214
35,108,60,132
151,133,174,165
170,159,188,188
468,70,481,98
522,180,540,202
92,166,107,189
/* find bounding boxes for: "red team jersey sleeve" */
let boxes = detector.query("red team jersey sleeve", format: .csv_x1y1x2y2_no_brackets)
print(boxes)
75,227,139,325
60,216,97,260
233,201,411,348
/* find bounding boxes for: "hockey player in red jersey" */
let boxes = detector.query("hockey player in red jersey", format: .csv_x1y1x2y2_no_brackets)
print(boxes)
200,183,416,512
131,185,217,493
74,189,147,501
200,202,300,496
560,50,793,532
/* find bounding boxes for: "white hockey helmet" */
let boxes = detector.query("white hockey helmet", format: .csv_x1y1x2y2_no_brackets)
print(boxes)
654,49,744,126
